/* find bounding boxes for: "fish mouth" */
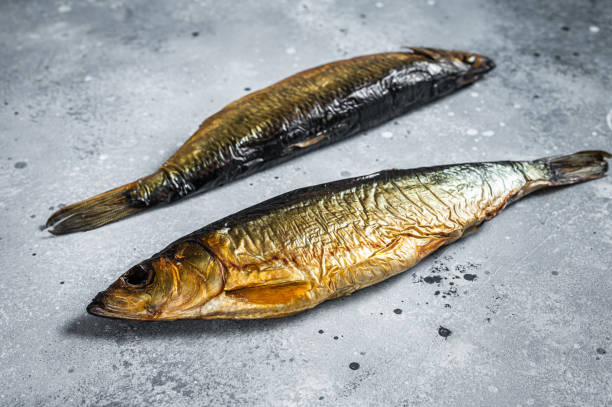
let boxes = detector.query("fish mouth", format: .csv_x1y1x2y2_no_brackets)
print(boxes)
86,292,114,319
86,291,150,320
457,53,495,85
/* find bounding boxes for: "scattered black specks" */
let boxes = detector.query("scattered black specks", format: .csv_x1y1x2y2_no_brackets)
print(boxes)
274,176,279,180
533,52,540,57
551,270,559,276
423,275,442,284
463,273,477,281
349,362,360,370
30,214,36,218
444,304,451,308
60,281,65,285
318,329,324,334
379,312,383,315
434,290,440,295
485,317,490,323
191,31,199,37
596,348,606,355
333,336,339,340
14,161,27,169
561,26,570,31
393,308,402,314
438,326,452,338
319,396,324,400
244,87,251,91
68,368,74,373
533,94,539,99
32,253,36,256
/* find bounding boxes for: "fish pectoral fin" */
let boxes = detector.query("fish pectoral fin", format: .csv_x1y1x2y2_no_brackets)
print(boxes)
225,282,312,305
287,134,327,150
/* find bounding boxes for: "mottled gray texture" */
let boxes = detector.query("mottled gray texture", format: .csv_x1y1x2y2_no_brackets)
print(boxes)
1,0,611,406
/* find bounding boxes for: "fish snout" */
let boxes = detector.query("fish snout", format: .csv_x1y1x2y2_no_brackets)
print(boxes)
86,291,111,317
451,51,496,85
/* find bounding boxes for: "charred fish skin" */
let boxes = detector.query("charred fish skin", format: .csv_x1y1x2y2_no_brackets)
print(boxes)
87,151,609,321
46,48,495,235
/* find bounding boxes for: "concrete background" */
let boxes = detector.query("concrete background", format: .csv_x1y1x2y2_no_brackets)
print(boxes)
1,0,611,405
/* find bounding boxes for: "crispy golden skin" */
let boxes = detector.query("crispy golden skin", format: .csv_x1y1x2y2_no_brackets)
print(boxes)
46,48,494,234
87,151,609,320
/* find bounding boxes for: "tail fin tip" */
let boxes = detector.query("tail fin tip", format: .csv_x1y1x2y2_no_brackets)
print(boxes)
536,150,611,186
45,182,143,235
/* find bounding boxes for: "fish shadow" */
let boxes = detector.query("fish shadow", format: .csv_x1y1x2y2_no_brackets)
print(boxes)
62,312,306,340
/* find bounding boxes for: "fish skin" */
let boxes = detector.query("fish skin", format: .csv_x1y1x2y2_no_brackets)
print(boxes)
46,48,495,234
87,151,609,321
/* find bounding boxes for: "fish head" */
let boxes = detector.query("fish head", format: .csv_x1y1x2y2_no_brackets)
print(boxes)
407,47,495,86
87,240,225,320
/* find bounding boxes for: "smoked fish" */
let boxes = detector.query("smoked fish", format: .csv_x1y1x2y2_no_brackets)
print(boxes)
46,48,494,234
87,150,609,320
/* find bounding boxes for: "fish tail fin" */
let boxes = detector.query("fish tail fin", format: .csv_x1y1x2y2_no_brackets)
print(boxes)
534,150,610,186
45,180,147,235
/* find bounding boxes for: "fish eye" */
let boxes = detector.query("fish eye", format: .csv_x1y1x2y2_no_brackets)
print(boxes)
465,55,477,64
123,264,154,288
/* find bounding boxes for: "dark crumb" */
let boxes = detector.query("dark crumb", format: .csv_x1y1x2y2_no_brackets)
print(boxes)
60,281,65,284
463,273,477,281
333,336,338,340
318,329,324,334
423,275,442,284
596,348,606,355
14,111,18,115
444,304,451,308
319,396,324,400
533,94,539,99
434,290,440,295
551,271,559,276
274,176,279,179
191,31,199,37
32,253,36,256
393,308,402,314
244,87,251,91
14,161,27,169
68,368,74,373
438,326,452,338
554,55,561,60
485,317,490,323
379,312,383,315
561,26,570,31
349,362,360,370
533,52,540,57
573,52,580,56
30,214,36,218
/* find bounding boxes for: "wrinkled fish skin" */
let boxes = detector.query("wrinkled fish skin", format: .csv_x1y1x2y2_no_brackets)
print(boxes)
87,151,609,320
45,48,494,234
144,49,494,204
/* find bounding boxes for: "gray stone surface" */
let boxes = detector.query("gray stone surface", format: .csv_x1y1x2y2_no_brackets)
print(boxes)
1,0,611,405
